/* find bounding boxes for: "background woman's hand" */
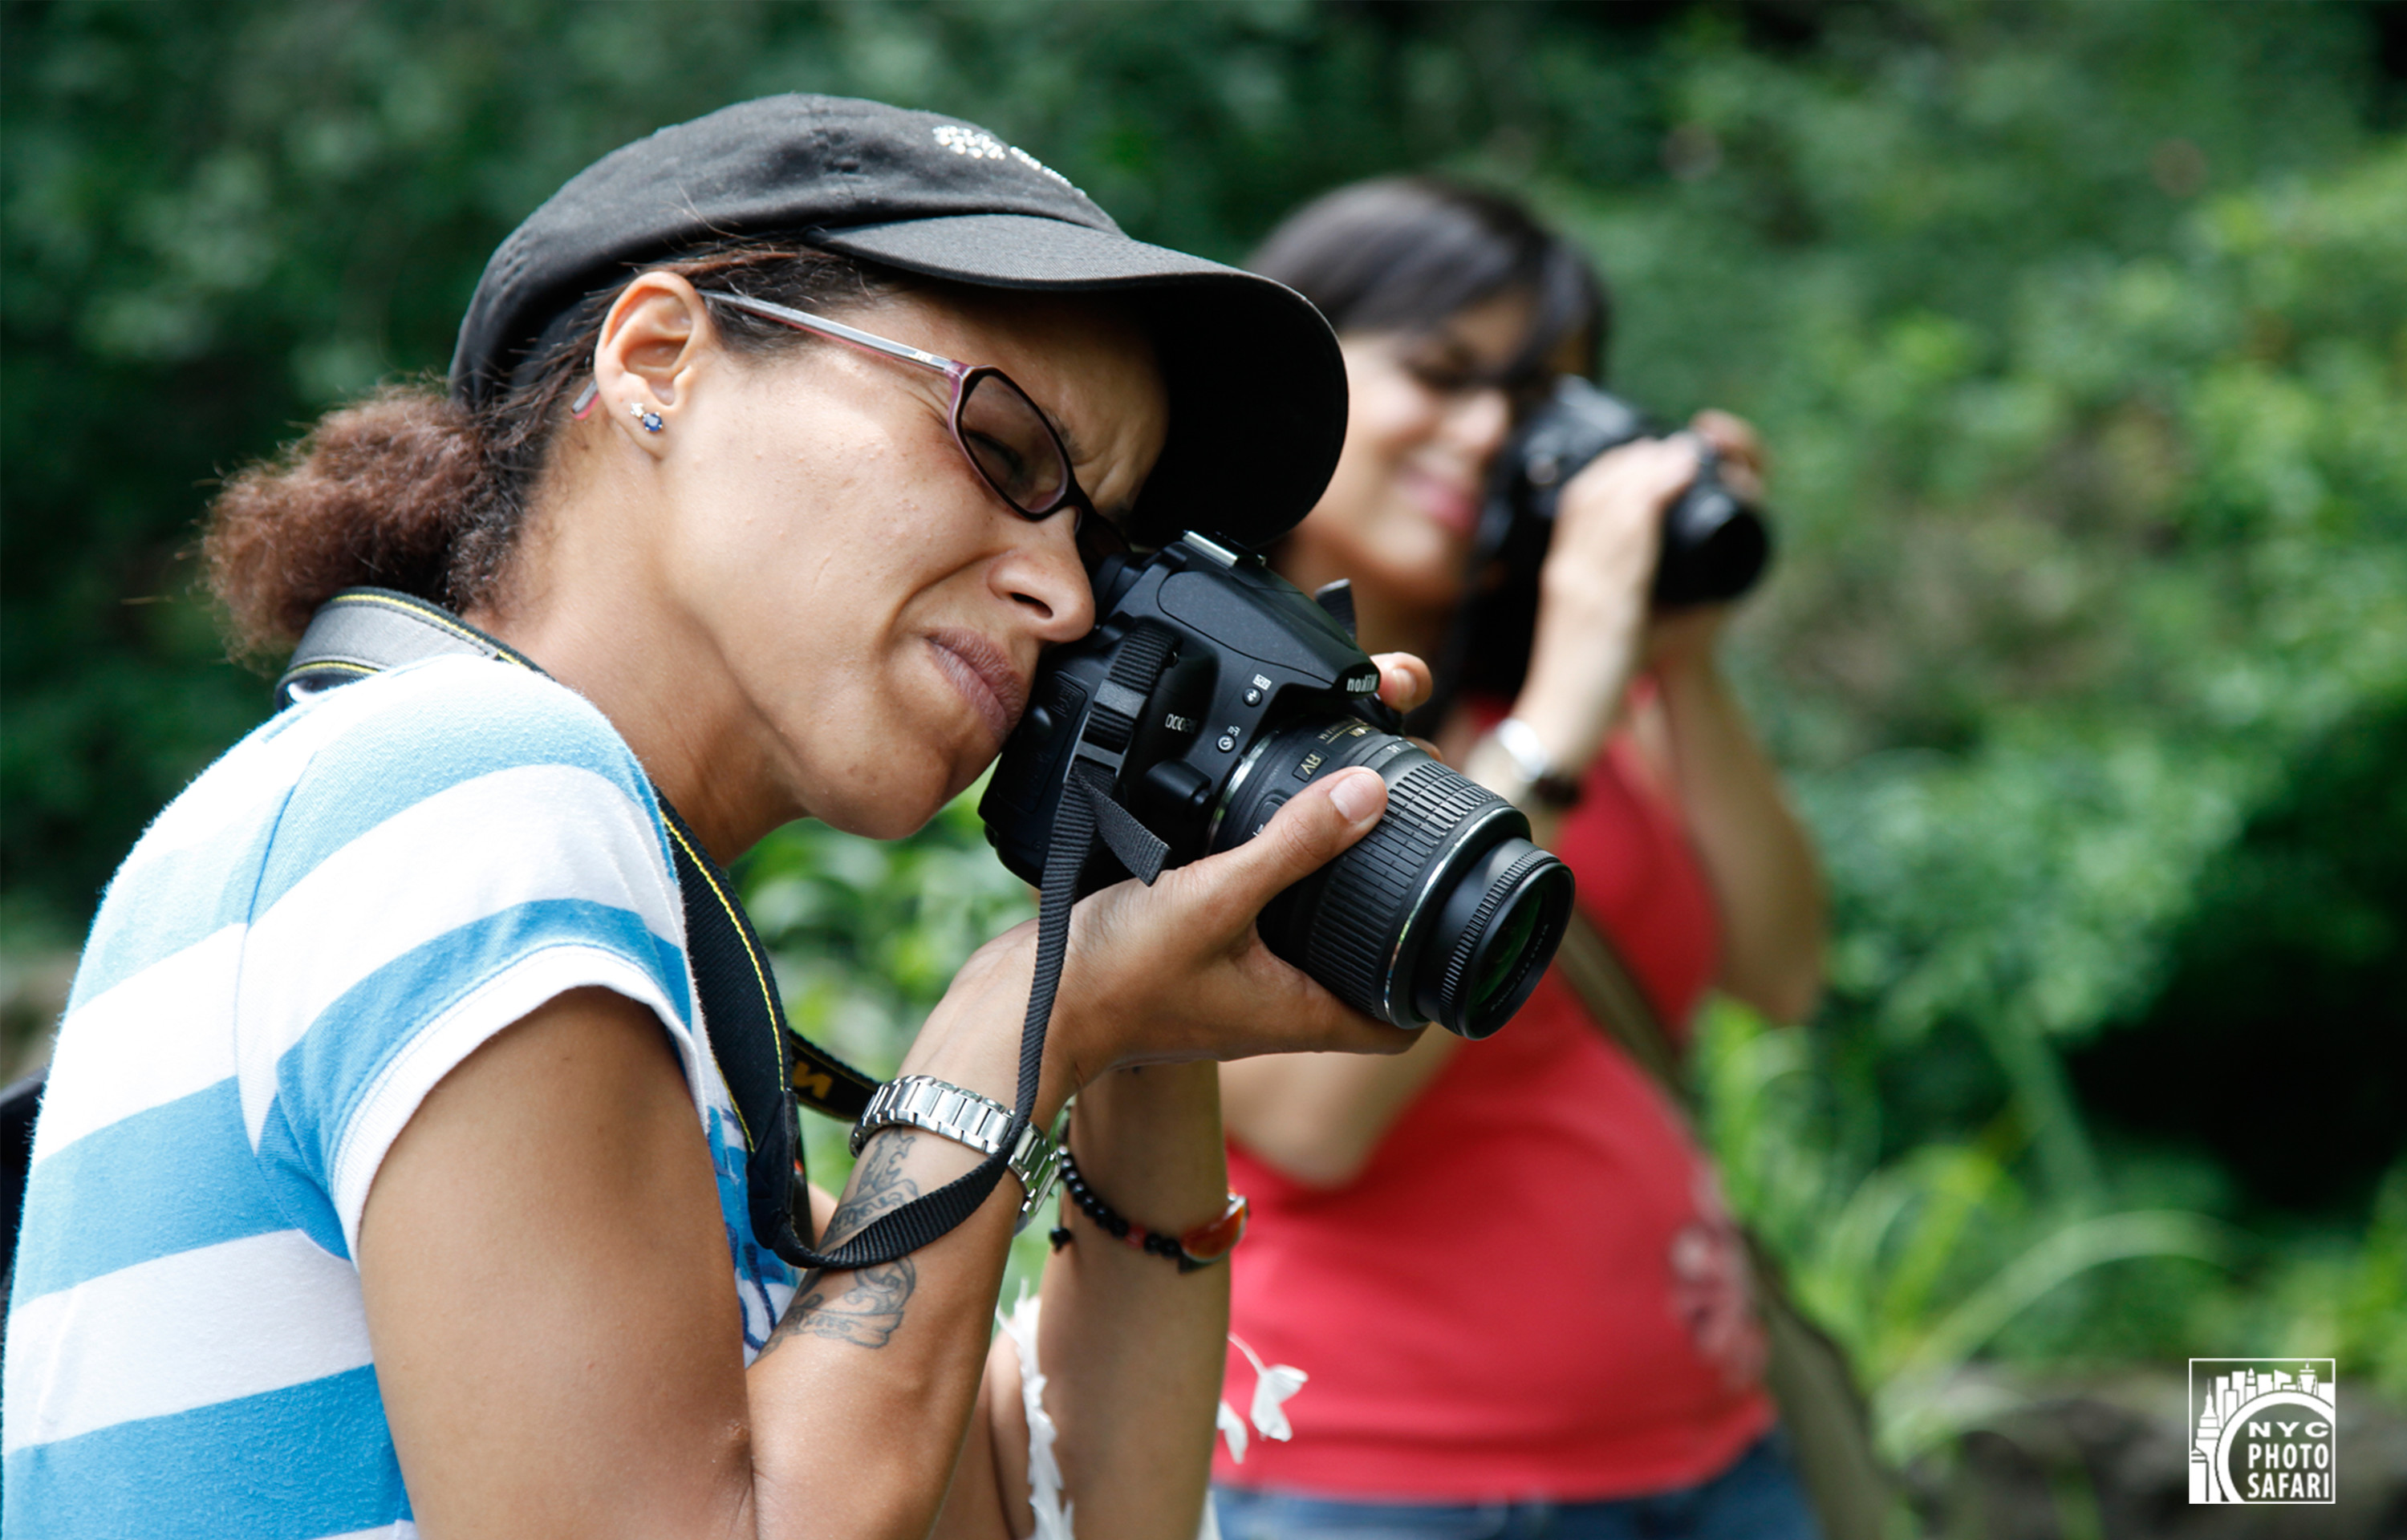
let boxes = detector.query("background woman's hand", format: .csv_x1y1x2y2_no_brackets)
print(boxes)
1642,411,1767,675
1687,407,1767,496
1512,435,1695,774
1513,408,1770,774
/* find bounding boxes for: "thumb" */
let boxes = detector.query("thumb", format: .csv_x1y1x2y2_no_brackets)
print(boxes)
1196,767,1386,914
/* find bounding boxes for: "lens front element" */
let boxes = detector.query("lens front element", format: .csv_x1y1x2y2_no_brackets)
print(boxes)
1219,719,1574,1038
1422,840,1575,1036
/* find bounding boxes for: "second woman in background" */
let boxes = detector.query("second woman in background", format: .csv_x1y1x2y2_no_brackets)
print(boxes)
1213,179,1828,1538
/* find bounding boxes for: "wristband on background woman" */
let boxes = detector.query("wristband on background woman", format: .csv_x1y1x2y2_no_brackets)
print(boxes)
1465,715,1586,810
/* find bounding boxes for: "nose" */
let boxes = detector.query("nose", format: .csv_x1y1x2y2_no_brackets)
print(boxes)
1443,385,1515,467
991,508,1097,642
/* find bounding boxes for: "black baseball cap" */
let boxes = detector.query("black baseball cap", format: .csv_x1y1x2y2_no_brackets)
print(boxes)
450,94,1346,550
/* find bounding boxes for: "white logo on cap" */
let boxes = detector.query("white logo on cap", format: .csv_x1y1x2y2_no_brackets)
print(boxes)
934,124,1006,160
933,124,1078,191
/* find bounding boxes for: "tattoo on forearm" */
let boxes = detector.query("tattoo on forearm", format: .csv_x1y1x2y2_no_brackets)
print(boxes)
765,1133,921,1352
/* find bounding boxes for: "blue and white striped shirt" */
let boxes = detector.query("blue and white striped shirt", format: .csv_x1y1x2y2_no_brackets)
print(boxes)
4,656,798,1538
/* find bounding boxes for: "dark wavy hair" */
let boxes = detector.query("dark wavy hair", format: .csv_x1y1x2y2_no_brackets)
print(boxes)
1247,176,1609,382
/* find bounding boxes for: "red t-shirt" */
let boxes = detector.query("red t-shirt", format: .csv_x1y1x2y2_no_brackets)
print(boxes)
1217,731,1773,1501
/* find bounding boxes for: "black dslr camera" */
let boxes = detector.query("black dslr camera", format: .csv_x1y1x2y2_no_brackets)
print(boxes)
1446,379,1773,702
980,532,1575,1040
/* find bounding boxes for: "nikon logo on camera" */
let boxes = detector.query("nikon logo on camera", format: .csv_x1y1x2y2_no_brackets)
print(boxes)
2189,1359,2337,1504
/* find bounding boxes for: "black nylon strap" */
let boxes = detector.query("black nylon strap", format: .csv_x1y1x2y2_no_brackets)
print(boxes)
1083,768,1168,884
275,589,509,705
654,806,876,1125
656,800,866,1266
787,752,1105,1270
785,626,1175,1266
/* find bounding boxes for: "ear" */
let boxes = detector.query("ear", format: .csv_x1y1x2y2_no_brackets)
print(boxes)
591,272,714,456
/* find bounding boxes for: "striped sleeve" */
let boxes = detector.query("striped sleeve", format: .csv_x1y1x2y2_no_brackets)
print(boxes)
231,658,701,1258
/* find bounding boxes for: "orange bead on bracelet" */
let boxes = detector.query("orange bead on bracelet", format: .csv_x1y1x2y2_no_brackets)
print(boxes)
1048,1150,1248,1272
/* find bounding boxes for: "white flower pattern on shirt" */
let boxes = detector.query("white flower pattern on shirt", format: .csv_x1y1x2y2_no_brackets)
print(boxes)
1667,1169,1768,1391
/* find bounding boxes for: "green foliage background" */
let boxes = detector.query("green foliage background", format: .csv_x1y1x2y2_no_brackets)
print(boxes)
6,0,2403,1462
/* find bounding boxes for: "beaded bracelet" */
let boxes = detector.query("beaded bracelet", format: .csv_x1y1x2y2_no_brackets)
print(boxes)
1046,1150,1248,1273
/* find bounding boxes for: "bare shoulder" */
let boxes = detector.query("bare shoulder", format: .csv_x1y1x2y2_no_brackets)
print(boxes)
356,987,749,1535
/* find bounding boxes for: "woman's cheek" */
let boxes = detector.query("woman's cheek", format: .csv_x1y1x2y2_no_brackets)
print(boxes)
1356,375,1439,463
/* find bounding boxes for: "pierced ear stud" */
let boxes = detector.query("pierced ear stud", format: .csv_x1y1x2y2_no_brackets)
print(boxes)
630,399,664,433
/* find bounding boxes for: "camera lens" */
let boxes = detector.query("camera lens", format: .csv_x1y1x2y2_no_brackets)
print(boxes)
1212,719,1574,1038
1652,468,1771,607
1422,839,1575,1032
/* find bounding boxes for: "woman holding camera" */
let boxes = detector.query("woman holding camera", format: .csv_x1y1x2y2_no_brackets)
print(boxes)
1214,180,1827,1538
3,98,1430,1540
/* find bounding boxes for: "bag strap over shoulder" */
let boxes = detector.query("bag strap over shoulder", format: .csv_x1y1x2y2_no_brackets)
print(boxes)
1549,906,1894,1540
1550,910,1690,1107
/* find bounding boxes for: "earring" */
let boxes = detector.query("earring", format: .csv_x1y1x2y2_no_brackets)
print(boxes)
630,399,664,434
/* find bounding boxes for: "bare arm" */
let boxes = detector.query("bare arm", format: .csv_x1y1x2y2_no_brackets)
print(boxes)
1031,1063,1232,1534
1220,1030,1458,1190
361,985,1057,1540
927,1066,1237,1540
360,760,1419,1539
1636,619,1825,1024
359,987,771,1540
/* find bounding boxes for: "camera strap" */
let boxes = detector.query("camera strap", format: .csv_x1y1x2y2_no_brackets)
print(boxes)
278,588,1167,1275
794,637,1179,1265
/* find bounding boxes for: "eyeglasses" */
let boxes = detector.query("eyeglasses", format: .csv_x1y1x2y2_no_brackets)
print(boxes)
697,290,1129,561
1389,334,1557,419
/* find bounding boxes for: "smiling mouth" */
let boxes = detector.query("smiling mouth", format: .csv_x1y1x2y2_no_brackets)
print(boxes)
927,630,1029,748
1403,466,1480,537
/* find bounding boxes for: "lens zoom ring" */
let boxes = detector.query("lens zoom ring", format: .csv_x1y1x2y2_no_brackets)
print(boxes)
1304,762,1495,1016
1435,845,1557,1011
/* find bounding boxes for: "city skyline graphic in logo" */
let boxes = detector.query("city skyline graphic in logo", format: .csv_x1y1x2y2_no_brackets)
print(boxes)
2189,1359,2337,1504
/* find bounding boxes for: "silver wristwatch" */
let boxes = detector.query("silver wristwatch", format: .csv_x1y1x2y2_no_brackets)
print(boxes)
1479,716,1586,810
850,1075,1067,1232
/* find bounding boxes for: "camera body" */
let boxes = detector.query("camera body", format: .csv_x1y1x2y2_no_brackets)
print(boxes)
980,533,1573,1040
1447,378,1773,703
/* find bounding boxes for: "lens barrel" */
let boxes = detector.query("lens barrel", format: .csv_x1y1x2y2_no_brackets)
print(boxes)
1653,463,1771,607
1212,718,1573,1038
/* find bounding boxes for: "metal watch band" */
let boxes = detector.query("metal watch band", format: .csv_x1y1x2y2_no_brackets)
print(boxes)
851,1075,1065,1230
1486,717,1585,810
